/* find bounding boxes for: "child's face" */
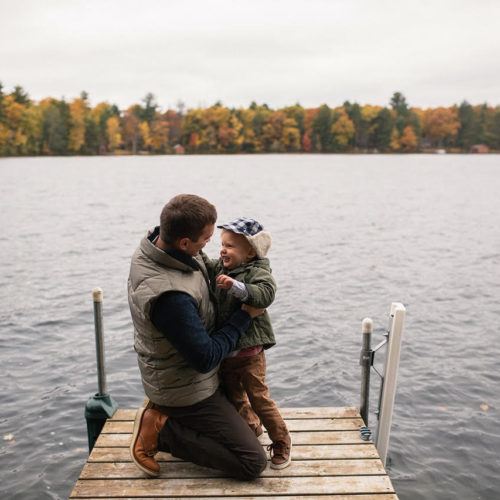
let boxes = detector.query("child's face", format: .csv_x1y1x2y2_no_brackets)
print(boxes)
220,230,256,270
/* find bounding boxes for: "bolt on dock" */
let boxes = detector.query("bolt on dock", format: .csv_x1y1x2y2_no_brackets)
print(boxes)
70,406,397,499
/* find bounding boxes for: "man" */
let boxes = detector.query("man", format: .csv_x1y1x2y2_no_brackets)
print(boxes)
127,194,268,480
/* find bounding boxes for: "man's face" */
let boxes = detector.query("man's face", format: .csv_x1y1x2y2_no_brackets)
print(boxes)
184,223,215,256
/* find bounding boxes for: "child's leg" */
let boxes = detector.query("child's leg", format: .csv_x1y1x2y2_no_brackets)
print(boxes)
220,358,261,432
241,351,289,442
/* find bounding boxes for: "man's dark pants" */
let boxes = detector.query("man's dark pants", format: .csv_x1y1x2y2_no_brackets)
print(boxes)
155,389,267,480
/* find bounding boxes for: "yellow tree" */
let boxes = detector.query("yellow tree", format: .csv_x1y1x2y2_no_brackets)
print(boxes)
68,97,87,153
3,95,28,154
390,128,400,151
281,104,305,138
280,117,301,151
122,105,142,153
182,108,205,152
106,116,122,151
139,121,151,150
399,125,418,152
150,118,169,152
360,104,382,148
19,105,43,154
236,108,258,152
0,123,9,154
331,109,355,150
423,107,460,147
261,111,286,151
249,104,272,152
217,114,243,152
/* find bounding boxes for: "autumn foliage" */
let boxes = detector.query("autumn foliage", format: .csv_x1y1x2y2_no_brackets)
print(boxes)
1,84,499,156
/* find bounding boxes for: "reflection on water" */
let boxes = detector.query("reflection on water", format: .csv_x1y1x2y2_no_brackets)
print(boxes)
0,154,499,499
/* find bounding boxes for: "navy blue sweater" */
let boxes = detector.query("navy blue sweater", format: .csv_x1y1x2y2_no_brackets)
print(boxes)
151,291,251,374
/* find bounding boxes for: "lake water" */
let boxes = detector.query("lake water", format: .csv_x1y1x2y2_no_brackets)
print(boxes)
0,154,499,499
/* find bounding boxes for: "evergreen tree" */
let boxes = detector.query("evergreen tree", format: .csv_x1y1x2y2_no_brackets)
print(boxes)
373,108,394,152
390,92,409,116
490,107,500,149
11,85,31,106
344,101,362,148
141,92,158,124
312,104,332,152
83,116,99,154
390,91,409,134
457,101,476,150
475,104,493,147
42,99,70,154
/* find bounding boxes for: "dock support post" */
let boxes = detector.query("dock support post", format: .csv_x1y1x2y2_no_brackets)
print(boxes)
85,288,118,453
375,302,405,466
360,318,373,426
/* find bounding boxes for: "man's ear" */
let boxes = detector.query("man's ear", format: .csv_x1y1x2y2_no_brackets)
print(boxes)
178,237,190,250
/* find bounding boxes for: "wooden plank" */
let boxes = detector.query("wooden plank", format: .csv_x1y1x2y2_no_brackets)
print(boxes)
70,475,394,497
89,444,380,463
74,496,398,500
110,407,361,421
80,459,387,479
94,430,370,448
72,407,396,499
101,417,365,434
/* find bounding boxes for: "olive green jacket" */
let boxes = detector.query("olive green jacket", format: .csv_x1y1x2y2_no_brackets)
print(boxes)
211,257,277,350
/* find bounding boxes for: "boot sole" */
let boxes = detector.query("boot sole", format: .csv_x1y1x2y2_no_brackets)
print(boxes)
269,441,292,470
129,399,160,477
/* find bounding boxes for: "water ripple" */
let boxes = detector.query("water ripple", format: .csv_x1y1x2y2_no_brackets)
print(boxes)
1,155,500,499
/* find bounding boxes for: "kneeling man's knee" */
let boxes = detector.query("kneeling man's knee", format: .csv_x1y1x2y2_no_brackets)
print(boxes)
238,447,267,480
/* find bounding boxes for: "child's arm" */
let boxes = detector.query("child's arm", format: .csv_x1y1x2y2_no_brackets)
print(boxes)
217,275,249,301
244,269,276,308
217,269,276,308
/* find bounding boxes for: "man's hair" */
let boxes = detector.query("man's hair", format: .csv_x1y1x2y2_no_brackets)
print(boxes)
159,194,217,244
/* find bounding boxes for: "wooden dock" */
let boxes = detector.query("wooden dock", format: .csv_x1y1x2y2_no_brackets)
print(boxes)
70,407,397,499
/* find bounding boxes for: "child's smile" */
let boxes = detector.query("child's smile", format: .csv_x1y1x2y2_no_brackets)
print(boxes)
220,230,256,270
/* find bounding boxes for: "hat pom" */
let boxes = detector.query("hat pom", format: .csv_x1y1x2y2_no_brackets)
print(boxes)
247,231,272,258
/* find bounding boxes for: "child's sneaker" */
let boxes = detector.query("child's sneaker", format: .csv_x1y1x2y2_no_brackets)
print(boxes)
268,433,292,469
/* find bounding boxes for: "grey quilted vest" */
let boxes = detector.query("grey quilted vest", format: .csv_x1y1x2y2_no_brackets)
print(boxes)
128,228,217,406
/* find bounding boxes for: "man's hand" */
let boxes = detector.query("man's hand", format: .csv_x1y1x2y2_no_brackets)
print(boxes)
216,274,234,290
241,304,265,318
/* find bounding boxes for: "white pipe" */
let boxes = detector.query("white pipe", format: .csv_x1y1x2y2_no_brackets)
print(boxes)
376,302,406,466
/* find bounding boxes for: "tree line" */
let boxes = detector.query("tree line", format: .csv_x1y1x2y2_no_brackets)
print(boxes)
1,84,499,156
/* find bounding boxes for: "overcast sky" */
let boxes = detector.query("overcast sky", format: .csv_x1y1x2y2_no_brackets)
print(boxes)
1,0,499,111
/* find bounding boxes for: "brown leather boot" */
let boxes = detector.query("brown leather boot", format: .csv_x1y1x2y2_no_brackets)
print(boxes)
130,407,168,476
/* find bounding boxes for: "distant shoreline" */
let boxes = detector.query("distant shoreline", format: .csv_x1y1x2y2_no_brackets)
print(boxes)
1,87,499,156
2,150,498,159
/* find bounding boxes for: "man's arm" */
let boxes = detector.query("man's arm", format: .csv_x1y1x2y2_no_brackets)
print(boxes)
151,291,251,374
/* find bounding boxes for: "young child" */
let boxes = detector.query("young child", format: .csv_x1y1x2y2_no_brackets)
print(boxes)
214,217,291,469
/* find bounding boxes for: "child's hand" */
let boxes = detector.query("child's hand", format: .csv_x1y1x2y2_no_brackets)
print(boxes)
242,304,266,318
216,274,234,290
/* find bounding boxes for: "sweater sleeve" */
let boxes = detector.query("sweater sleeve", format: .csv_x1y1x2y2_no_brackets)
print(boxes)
244,269,277,308
151,291,251,373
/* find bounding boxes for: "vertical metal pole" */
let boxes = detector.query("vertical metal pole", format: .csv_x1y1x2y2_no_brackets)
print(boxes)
360,318,373,426
375,302,405,466
85,287,118,453
93,287,106,396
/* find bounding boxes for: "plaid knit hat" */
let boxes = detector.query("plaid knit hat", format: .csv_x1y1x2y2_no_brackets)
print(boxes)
217,217,272,258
